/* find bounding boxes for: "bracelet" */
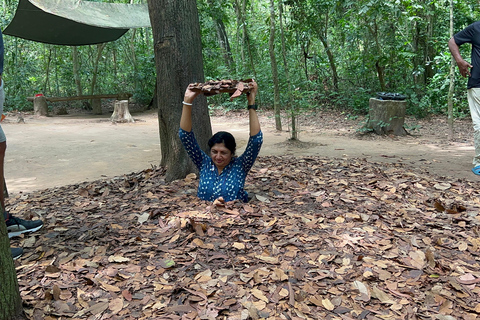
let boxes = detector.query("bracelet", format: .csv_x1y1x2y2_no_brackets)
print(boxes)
247,104,257,110
182,101,193,106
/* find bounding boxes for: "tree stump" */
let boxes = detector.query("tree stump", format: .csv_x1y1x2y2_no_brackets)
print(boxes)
110,100,134,123
366,98,407,136
92,98,102,115
33,95,48,116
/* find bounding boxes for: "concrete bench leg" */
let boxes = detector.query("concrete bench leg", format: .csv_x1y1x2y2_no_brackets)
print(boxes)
92,99,102,115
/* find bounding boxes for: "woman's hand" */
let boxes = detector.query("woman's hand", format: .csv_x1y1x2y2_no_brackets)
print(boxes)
184,85,202,104
247,80,258,105
180,84,202,132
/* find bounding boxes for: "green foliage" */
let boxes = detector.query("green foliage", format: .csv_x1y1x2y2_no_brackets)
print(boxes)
2,1,155,111
404,121,422,131
405,48,469,119
0,0,474,124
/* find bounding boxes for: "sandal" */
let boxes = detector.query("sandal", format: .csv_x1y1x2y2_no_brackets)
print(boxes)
472,165,480,176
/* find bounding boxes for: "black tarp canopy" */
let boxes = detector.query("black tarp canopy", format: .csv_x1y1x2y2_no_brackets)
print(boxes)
4,0,151,45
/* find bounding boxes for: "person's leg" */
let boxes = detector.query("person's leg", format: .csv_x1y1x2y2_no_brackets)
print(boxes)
0,80,43,238
0,78,18,258
467,88,480,170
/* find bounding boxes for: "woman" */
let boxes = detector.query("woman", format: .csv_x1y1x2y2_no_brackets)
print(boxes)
179,80,263,202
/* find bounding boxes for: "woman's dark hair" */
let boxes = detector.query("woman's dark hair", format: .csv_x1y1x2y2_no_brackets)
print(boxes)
208,131,236,155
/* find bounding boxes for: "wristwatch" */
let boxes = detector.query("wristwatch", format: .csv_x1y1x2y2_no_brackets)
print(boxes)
247,104,257,110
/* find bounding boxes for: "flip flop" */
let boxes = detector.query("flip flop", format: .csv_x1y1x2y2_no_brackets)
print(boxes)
472,165,480,176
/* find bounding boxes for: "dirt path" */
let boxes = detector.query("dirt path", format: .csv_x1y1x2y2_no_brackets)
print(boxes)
2,109,477,195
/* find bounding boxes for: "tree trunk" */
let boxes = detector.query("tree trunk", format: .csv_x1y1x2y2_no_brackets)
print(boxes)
90,43,106,96
317,12,339,92
43,45,52,94
129,30,139,93
240,1,257,79
215,18,235,72
90,43,106,109
53,47,60,97
367,20,386,92
318,34,339,92
72,46,83,96
447,0,454,140
425,6,435,82
279,1,296,140
148,0,212,182
269,0,282,131
113,46,118,81
234,0,246,68
207,0,235,72
0,217,24,320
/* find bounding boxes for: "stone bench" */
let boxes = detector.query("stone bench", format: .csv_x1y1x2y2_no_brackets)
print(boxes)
27,93,134,122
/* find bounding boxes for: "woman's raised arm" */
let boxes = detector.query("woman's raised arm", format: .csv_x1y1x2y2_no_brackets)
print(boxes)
179,85,201,132
247,81,260,136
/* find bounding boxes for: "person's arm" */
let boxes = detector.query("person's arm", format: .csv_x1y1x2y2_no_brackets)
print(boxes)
448,37,472,78
179,85,201,132
247,80,260,136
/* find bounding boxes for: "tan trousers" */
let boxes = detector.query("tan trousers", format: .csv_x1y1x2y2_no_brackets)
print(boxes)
467,88,480,167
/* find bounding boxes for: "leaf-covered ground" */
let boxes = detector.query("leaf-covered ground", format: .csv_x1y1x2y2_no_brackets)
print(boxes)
9,155,480,320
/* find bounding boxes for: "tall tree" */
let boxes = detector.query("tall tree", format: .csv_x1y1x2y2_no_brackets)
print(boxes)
147,0,212,182
234,0,247,69
72,46,83,96
278,0,296,139
291,0,339,92
206,0,235,72
234,0,257,78
43,45,52,94
447,0,455,139
90,43,106,96
269,0,282,131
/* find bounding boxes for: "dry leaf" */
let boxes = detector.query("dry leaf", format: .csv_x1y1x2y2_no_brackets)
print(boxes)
322,298,335,311
434,183,451,191
233,242,245,250
88,302,109,315
408,250,426,269
122,290,133,301
353,280,371,301
10,155,480,319
108,255,130,263
137,212,150,224
109,298,124,314
255,255,279,264
99,280,121,292
371,286,395,304
52,285,61,301
251,288,269,303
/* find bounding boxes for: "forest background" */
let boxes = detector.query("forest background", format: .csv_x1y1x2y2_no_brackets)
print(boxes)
0,0,476,124
2,1,480,319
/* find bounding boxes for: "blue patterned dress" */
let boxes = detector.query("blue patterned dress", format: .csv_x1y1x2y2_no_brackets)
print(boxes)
179,129,263,202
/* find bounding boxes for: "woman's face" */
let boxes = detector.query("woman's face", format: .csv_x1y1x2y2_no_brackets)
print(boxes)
210,143,233,171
